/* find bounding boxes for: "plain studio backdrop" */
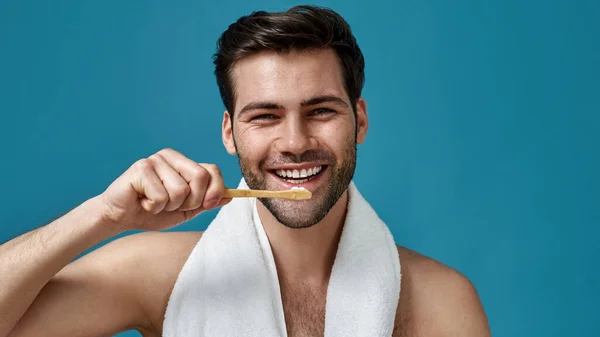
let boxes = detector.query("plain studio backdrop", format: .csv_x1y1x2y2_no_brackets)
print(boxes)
1,0,598,336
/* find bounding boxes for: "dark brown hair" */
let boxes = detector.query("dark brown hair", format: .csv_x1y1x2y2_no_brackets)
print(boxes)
213,5,365,116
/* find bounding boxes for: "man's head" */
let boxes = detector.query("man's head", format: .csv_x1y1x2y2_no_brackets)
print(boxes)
215,5,368,228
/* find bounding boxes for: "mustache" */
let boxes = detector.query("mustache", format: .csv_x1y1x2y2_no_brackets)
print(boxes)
261,150,335,168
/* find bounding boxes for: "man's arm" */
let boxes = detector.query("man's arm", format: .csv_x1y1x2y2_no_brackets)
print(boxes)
7,231,201,337
0,197,119,337
1,148,230,337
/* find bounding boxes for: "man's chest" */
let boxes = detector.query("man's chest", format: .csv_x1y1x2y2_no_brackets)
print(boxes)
280,283,327,337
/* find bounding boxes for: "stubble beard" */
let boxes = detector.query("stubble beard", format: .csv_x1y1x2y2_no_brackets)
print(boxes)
235,137,357,229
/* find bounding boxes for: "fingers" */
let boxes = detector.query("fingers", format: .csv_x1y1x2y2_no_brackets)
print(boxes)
181,197,232,221
215,197,233,208
140,149,227,212
198,163,226,210
178,164,210,211
148,154,192,212
156,149,213,211
130,159,169,214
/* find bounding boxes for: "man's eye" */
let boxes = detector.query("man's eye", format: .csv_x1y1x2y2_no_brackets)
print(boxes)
252,114,277,121
310,108,335,116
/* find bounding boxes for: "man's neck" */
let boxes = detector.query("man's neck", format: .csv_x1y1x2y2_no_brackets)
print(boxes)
256,191,349,287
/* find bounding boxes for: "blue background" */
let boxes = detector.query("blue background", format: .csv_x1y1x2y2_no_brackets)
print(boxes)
1,0,598,336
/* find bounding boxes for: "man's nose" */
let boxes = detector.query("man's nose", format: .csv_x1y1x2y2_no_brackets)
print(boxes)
274,117,316,156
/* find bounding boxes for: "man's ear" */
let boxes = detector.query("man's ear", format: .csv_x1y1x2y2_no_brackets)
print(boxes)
355,98,368,144
222,111,237,155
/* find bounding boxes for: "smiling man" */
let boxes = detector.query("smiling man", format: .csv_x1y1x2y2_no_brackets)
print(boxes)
0,5,491,337
226,49,360,230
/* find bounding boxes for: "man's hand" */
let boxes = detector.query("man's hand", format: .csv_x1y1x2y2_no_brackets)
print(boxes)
100,148,232,232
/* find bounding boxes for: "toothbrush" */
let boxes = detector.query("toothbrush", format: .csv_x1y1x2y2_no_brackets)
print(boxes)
223,187,312,200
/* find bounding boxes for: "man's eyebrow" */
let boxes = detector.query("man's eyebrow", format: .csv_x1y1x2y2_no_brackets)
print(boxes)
237,95,349,116
301,95,349,107
238,102,283,116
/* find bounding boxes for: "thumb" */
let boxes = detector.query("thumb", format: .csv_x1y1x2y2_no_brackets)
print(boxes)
181,197,232,222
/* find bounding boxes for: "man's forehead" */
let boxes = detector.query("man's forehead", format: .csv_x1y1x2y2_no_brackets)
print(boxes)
231,49,348,109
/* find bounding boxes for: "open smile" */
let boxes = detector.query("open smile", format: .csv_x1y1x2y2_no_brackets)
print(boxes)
267,164,329,190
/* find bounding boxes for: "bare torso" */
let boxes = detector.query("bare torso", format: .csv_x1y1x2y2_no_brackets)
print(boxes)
269,246,443,337
280,279,327,337
141,233,487,337
277,246,407,337
7,231,488,337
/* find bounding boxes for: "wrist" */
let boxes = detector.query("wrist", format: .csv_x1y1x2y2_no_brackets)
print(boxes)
82,195,126,238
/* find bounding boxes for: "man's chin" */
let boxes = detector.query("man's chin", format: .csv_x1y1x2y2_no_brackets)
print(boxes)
271,212,323,229
259,195,332,229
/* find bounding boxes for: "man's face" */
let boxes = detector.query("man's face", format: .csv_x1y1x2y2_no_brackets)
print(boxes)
222,48,368,228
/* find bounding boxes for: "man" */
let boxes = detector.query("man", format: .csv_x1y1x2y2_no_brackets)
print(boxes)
0,5,490,337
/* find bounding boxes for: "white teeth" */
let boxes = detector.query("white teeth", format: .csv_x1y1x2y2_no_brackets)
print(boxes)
275,166,323,180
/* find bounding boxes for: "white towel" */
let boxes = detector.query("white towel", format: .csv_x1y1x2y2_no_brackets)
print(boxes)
163,178,401,336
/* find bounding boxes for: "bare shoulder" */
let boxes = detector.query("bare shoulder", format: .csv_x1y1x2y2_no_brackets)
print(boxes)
67,230,203,335
393,245,491,337
98,231,203,334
